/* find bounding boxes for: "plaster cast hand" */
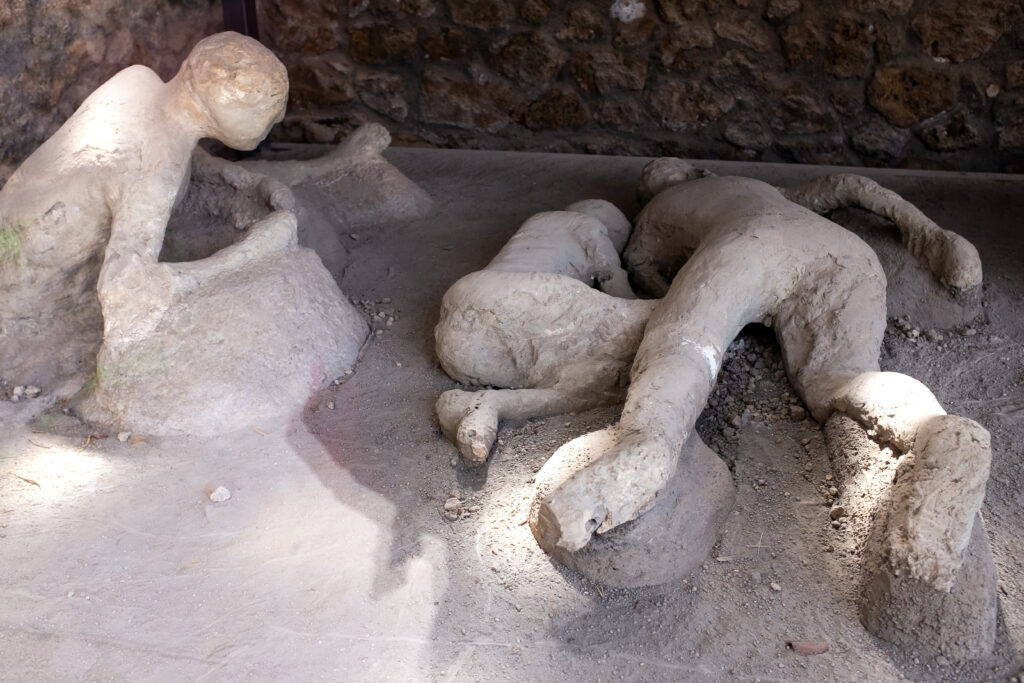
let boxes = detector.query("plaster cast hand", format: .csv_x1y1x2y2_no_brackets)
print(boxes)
594,266,637,299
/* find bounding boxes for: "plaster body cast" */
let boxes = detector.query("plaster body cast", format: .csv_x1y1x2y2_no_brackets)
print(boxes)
1,32,371,435
538,160,990,599
435,200,656,463
0,31,289,386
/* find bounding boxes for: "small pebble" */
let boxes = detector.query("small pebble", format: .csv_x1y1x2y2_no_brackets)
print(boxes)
804,463,813,472
965,328,977,336
443,496,461,512
770,582,781,592
209,486,231,503
729,415,742,428
830,505,846,520
327,401,335,410
117,431,131,442
25,386,40,398
791,406,807,421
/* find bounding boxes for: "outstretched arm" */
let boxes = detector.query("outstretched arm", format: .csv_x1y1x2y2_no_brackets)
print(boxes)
782,173,982,291
238,122,391,187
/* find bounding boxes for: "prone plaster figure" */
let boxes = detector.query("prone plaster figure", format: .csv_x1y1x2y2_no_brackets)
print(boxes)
435,199,656,463
535,159,990,598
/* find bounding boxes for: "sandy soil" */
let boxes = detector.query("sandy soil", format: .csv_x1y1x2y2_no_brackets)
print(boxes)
1,148,1022,681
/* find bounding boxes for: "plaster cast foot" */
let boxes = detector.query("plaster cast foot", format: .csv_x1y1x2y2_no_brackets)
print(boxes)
436,389,499,464
887,414,992,591
537,433,675,552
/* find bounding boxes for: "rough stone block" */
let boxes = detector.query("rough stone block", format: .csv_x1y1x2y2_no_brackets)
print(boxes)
869,64,956,128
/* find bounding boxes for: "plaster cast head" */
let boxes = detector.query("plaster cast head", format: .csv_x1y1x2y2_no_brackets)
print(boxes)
178,32,289,150
565,199,632,253
638,158,711,201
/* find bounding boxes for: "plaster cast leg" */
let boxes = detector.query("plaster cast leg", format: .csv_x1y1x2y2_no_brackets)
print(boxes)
437,379,627,465
775,283,991,590
781,173,982,290
887,414,991,590
825,413,997,660
539,239,761,551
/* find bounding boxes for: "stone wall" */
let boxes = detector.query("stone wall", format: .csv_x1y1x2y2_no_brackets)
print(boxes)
0,0,220,182
261,0,1024,172
1,1,1021,176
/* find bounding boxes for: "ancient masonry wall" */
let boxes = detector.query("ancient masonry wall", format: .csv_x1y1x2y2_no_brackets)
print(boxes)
261,0,1024,172
0,1,220,183
1,1,1023,176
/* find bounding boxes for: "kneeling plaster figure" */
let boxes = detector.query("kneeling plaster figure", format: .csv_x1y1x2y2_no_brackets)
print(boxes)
0,32,370,435
436,159,994,657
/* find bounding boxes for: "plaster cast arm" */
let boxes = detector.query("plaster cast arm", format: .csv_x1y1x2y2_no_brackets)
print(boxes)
168,151,299,293
169,211,297,293
781,173,982,290
95,190,178,350
239,122,391,187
